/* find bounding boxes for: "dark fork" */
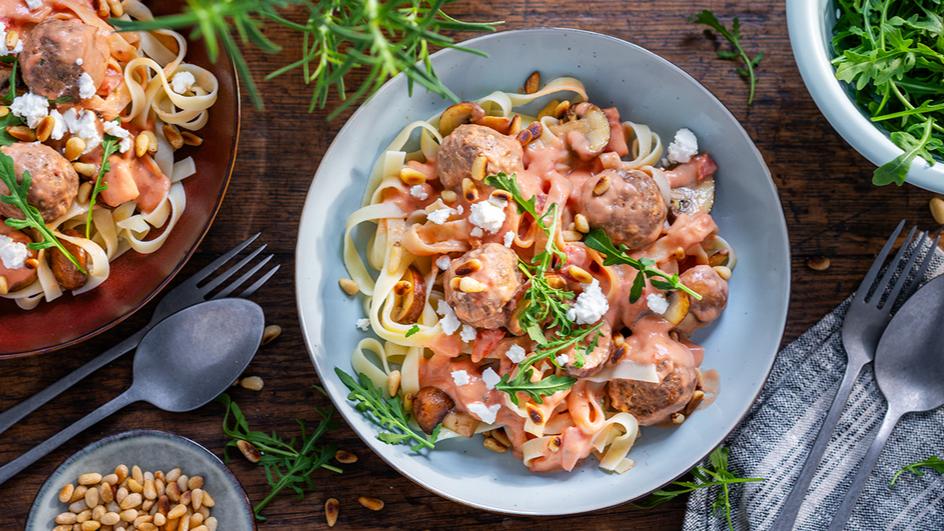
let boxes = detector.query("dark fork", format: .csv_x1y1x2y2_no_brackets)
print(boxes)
0,234,279,436
771,221,939,530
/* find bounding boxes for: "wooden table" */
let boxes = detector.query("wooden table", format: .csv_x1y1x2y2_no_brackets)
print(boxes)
1,1,938,529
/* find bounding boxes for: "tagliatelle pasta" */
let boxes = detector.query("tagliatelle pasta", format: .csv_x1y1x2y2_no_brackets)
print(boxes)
0,0,218,309
343,75,735,473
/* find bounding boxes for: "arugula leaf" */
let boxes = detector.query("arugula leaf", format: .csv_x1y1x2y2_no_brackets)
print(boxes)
85,135,120,239
691,10,764,104
335,367,439,452
873,118,935,186
890,455,944,487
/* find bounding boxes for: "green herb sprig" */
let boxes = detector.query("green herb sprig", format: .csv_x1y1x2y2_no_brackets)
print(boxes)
634,446,764,531
86,136,120,240
583,228,701,303
890,455,944,487
0,152,85,273
111,0,500,118
219,394,342,521
691,10,764,105
832,0,944,185
335,367,439,451
405,324,420,337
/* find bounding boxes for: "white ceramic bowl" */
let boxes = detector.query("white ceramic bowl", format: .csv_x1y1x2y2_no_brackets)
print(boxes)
296,28,790,515
788,0,944,192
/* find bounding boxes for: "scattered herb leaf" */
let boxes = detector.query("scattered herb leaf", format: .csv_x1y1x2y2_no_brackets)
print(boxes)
86,135,120,240
691,10,764,104
405,324,420,337
890,455,944,487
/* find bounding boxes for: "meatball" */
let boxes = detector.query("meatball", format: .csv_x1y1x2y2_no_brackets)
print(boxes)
19,18,110,100
564,321,612,378
0,143,78,222
443,243,522,329
580,169,667,250
437,124,524,192
679,265,728,324
607,364,696,426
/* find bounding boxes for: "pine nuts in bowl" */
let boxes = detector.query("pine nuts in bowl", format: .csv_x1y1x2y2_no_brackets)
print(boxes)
26,430,254,531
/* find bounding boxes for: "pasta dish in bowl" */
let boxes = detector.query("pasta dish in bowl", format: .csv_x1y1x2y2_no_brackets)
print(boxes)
0,0,237,356
296,28,788,514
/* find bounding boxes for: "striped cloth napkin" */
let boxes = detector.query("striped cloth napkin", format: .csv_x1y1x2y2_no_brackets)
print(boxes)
684,247,944,530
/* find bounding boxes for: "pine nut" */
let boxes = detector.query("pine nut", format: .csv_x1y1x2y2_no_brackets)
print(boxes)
101,512,120,525
239,375,264,391
399,167,427,185
100,482,113,503
165,481,180,502
440,190,457,203
179,488,192,507
7,125,34,141
335,450,358,464
554,100,571,118
684,389,705,416
102,473,118,485
462,177,478,201
713,265,732,280
454,259,482,276
78,473,102,485
55,513,77,525
524,71,540,94
574,213,589,234
387,369,401,397
77,182,92,207
134,132,150,157
516,121,543,146
187,476,204,490
508,114,522,135
115,465,129,484
106,0,123,16
162,124,184,149
261,325,282,345
119,509,137,522
181,131,203,146
191,488,204,510
566,265,593,284
562,230,583,242
483,437,507,453
459,276,486,293
75,509,91,523
806,256,830,271
69,500,86,513
153,513,167,526
167,503,187,519
127,478,143,493
671,412,686,424
165,468,181,483
141,498,153,511
72,162,97,178
236,440,261,463
470,155,488,181
931,197,944,224
157,495,170,514
91,505,105,521
35,115,55,141
119,492,142,510
339,278,359,295
0,275,7,295
205,516,218,531
80,521,101,531
53,526,71,531
132,465,144,485
357,496,384,511
0,106,8,117
137,523,156,531
201,490,215,507
324,498,339,527
547,435,562,452
58,484,75,503
84,484,99,508
143,478,156,500
592,174,610,195
490,429,511,447
115,486,128,503
4,30,17,51
192,526,208,531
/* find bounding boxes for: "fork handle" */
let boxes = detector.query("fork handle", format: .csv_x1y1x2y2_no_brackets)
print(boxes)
826,408,902,531
0,330,145,436
770,359,865,531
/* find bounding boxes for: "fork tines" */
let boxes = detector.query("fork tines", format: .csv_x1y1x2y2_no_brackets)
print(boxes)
855,220,940,309
192,233,280,300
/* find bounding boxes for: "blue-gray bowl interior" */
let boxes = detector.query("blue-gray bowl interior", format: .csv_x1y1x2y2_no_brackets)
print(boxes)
26,430,254,530
296,28,790,515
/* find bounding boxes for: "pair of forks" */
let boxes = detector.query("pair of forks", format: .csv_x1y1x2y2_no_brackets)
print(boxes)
0,234,277,436
771,221,939,530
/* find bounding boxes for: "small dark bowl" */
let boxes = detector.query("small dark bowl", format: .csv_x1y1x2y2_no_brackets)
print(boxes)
0,0,240,357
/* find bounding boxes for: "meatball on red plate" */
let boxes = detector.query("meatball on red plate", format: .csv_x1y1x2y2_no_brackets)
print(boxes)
296,29,789,515
0,0,238,357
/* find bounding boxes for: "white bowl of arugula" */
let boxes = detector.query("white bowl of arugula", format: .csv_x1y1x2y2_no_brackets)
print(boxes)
788,0,944,190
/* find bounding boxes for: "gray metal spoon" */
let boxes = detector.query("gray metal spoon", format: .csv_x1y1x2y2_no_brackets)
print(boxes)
827,274,944,530
0,298,264,485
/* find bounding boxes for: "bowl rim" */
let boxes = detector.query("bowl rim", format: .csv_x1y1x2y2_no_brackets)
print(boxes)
786,0,944,191
25,429,256,530
0,62,241,359
295,26,791,515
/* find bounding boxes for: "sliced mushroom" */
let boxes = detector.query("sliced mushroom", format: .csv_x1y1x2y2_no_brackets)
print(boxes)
412,386,455,434
442,410,478,437
670,177,716,217
662,291,690,325
553,102,610,161
393,266,427,324
438,101,486,136
702,234,736,269
49,231,89,290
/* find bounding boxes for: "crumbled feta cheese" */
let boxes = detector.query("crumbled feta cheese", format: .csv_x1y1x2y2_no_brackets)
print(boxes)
505,344,526,363
355,318,370,331
470,227,483,238
435,300,461,335
460,324,477,343
467,402,500,425
0,22,23,55
436,255,451,270
451,369,470,386
75,58,84,66
0,234,28,269
469,200,506,234
566,279,609,325
103,120,133,153
667,128,698,164
170,71,196,95
48,109,66,140
646,293,669,315
426,207,453,225
482,367,500,390
25,0,42,10
409,185,428,201
555,354,570,366
77,72,96,100
10,92,47,128
61,108,102,153
455,205,464,215
503,231,515,248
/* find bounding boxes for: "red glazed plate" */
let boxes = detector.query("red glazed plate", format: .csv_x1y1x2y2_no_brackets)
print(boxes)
0,3,240,358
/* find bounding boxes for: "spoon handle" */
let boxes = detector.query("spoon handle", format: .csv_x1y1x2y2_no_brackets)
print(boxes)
826,408,903,531
0,390,137,486
0,330,145,436
771,359,864,531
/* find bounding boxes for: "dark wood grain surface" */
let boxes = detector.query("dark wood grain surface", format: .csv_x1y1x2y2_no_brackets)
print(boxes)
1,1,939,529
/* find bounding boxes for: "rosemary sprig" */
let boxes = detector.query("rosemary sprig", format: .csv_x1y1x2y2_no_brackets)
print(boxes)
583,228,702,303
634,446,764,531
219,394,342,521
691,10,764,105
86,135,120,240
112,1,500,117
0,151,85,273
335,367,440,451
889,455,944,487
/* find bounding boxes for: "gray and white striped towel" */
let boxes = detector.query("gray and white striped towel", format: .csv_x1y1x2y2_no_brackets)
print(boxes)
684,247,944,530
